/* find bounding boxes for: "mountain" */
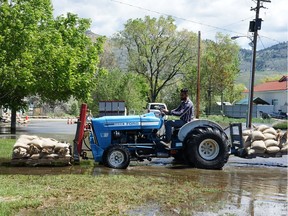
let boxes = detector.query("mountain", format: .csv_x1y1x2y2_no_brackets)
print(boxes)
239,42,287,72
237,42,287,86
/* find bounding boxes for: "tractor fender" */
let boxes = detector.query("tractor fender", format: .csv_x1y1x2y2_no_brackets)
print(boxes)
178,119,225,142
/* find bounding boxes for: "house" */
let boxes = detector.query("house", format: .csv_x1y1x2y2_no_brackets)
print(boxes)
244,75,288,113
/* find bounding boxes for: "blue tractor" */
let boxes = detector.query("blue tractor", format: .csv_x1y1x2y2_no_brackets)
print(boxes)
74,104,230,169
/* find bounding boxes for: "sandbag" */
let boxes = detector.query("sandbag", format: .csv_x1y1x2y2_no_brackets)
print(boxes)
54,142,70,150
263,133,276,140
251,131,265,141
248,148,265,155
251,140,266,150
256,125,270,132
28,139,43,148
264,139,279,148
266,146,280,154
41,147,54,154
43,154,59,159
242,129,252,136
28,144,41,155
263,128,277,136
244,136,252,149
281,144,288,153
18,135,38,140
13,141,30,150
41,138,57,148
12,147,30,159
30,154,40,160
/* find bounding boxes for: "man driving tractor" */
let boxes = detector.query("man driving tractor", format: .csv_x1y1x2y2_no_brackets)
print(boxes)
161,88,194,147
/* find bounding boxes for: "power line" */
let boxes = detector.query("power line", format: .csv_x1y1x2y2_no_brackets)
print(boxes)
109,0,282,44
110,0,251,37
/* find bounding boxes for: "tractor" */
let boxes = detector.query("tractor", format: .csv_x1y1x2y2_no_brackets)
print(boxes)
74,104,230,169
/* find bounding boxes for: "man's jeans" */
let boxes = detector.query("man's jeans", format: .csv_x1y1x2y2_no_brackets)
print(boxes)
165,120,186,142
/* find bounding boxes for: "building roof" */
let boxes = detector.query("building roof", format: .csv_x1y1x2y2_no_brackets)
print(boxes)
244,75,288,93
235,97,270,105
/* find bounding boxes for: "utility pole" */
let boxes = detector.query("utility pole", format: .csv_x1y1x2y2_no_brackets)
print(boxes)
196,31,201,119
246,0,271,128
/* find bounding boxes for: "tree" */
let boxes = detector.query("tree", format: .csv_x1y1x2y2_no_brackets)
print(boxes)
89,69,148,114
115,16,197,102
201,33,240,112
0,0,103,132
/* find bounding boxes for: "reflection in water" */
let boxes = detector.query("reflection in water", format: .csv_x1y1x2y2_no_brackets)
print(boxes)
93,165,287,216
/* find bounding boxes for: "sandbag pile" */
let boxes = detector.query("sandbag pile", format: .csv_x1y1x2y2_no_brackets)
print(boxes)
12,135,71,163
242,125,287,156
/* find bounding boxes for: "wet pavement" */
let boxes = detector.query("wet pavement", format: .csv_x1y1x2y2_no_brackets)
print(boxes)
0,120,287,215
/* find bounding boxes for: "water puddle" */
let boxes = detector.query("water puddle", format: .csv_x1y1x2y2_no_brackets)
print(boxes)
0,120,287,215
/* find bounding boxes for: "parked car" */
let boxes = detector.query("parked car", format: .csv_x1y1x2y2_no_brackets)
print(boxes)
147,103,167,117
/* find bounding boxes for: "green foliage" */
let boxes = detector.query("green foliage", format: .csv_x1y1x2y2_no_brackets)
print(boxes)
115,16,197,102
201,33,240,109
272,120,288,130
89,69,148,114
0,0,104,111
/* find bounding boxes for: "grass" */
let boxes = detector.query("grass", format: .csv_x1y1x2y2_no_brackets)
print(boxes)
0,139,223,216
199,115,276,128
272,120,288,130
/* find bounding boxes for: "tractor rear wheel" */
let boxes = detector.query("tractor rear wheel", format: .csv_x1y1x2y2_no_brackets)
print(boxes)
103,145,130,169
185,127,229,169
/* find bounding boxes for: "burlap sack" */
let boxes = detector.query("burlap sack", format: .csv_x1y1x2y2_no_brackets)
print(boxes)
244,136,252,149
43,154,59,159
256,125,270,132
251,131,265,141
263,128,277,136
41,147,54,154
251,140,266,150
54,142,70,150
28,144,41,155
266,146,280,154
30,154,40,160
242,129,252,136
264,139,279,148
263,133,276,140
28,139,43,148
280,144,288,153
18,135,38,140
12,147,29,159
41,138,57,148
248,148,265,155
13,137,31,150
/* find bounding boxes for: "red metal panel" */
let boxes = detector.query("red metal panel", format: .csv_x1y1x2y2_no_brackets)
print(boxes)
77,103,87,154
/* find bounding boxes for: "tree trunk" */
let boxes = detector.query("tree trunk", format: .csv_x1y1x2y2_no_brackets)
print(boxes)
10,108,17,134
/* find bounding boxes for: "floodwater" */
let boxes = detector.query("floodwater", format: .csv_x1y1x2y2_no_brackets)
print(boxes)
0,120,287,215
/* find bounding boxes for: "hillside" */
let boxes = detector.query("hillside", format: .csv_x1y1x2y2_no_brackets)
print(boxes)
239,42,287,72
237,42,287,86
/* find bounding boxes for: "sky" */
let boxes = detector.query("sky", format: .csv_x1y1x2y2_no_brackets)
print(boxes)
51,0,287,49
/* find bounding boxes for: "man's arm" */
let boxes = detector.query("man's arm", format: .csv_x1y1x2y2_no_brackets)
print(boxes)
171,102,192,116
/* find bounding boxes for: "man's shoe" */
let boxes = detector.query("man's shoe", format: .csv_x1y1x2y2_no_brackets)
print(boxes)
160,140,171,148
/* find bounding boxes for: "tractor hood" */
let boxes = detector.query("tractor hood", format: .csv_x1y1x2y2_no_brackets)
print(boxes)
91,112,163,130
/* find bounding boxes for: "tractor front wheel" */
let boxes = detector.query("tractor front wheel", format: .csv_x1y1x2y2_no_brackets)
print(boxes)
185,127,229,169
103,145,130,169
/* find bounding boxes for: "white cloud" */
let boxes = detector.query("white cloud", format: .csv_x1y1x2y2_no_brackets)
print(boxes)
51,0,287,49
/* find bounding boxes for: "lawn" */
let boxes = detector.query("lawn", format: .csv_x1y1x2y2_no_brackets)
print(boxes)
0,139,223,216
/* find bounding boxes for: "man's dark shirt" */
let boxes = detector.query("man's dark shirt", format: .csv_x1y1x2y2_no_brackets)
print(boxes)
170,98,194,122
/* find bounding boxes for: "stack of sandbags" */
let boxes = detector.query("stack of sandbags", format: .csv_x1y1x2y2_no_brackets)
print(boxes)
12,135,71,161
242,125,287,156
279,131,288,153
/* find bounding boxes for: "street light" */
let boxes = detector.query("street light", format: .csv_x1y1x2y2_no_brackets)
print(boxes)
231,35,255,128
